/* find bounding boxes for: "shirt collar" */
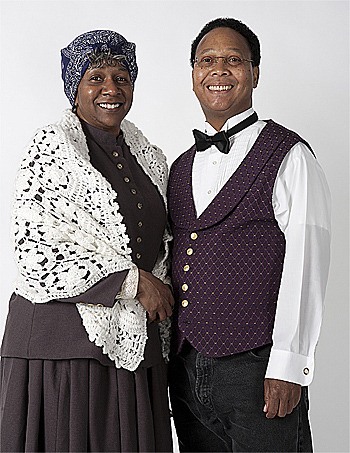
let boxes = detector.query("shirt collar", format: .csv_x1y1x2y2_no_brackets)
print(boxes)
80,119,124,151
204,107,255,135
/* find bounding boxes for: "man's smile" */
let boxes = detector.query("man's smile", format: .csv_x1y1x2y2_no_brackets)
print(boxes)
207,84,233,92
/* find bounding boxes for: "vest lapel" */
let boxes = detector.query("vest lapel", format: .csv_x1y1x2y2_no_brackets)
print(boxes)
194,120,289,229
169,121,293,231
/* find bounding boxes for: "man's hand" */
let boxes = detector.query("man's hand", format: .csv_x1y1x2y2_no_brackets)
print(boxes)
137,269,175,322
263,378,301,418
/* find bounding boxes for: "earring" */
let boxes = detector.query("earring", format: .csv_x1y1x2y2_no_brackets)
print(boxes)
72,104,77,113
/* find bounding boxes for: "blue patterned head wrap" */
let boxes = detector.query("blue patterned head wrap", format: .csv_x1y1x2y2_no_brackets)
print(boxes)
61,30,138,106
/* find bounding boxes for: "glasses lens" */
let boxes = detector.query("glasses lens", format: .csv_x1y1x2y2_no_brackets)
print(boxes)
196,56,243,68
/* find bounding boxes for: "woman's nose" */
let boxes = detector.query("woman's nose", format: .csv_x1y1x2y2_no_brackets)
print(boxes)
102,78,120,95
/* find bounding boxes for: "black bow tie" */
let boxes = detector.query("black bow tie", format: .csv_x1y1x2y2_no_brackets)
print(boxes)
193,112,258,154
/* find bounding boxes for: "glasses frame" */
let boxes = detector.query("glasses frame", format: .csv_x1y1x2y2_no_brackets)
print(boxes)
194,55,254,69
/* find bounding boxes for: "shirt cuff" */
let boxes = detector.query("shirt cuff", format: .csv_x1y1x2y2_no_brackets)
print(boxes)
265,348,314,386
117,265,139,299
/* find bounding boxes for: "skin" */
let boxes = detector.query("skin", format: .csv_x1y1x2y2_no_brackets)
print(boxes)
192,27,259,131
193,27,301,418
75,63,134,136
76,64,174,320
138,269,174,322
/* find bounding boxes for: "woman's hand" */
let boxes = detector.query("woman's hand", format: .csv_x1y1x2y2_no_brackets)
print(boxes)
137,269,174,322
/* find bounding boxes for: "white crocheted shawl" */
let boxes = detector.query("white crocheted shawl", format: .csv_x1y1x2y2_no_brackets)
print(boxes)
12,109,172,371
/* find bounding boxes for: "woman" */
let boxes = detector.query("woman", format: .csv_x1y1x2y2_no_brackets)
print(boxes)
0,30,173,452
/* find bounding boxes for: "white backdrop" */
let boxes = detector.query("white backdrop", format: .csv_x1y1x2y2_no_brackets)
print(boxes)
0,1,349,452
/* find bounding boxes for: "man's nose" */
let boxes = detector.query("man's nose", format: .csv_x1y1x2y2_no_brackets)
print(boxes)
211,57,230,74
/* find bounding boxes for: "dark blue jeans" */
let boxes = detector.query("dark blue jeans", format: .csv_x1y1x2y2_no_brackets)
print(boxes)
169,343,313,452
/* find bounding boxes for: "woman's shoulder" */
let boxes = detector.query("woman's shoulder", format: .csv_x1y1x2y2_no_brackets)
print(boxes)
121,119,167,166
24,110,87,161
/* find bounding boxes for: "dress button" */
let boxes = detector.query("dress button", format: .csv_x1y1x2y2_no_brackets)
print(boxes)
136,237,142,243
138,221,143,227
186,248,193,255
182,283,188,291
181,300,189,308
183,265,190,272
116,163,123,170
124,177,130,183
112,151,119,157
131,189,137,195
190,232,198,240
303,367,309,375
137,203,143,209
136,253,142,259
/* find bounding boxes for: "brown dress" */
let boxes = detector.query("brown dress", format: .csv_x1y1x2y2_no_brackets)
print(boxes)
0,121,173,452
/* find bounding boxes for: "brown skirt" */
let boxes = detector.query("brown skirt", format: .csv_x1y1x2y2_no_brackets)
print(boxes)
0,357,173,452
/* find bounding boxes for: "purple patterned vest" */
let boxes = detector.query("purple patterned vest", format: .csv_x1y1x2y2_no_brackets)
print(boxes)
168,120,308,357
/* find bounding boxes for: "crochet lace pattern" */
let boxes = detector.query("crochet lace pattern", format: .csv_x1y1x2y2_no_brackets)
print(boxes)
12,109,172,371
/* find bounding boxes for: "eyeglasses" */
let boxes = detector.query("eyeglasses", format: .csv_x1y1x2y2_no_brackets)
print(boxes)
194,55,254,69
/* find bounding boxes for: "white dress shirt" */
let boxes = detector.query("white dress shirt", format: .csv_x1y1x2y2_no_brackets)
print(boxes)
192,108,331,386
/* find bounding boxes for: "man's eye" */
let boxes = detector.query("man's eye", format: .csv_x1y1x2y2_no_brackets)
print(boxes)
202,57,213,64
228,56,241,63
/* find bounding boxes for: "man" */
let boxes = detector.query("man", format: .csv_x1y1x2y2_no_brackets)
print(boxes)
168,18,331,452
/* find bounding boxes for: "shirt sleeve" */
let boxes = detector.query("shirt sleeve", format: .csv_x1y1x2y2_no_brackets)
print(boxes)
57,268,138,307
265,142,331,386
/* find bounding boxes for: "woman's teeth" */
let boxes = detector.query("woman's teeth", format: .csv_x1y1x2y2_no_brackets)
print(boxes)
99,103,122,109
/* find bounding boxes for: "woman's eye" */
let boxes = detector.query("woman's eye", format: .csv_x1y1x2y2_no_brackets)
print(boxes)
90,75,102,81
116,76,130,84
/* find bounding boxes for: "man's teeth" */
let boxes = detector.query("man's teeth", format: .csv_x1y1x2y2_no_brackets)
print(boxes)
99,103,122,109
208,85,233,91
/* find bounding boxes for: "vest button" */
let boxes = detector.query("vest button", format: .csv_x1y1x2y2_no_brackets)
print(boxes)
190,232,198,240
303,367,309,375
181,299,189,308
182,283,188,292
186,248,193,255
183,265,190,272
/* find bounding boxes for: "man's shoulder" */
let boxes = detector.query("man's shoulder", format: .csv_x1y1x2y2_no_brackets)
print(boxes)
262,120,313,153
264,119,306,141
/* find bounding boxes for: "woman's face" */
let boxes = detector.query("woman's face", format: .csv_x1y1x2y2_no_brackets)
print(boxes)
75,63,133,135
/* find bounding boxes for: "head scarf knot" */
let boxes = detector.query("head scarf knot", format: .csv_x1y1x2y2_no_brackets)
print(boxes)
61,30,138,106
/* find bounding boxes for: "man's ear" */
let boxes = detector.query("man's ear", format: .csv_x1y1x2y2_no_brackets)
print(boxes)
253,66,260,88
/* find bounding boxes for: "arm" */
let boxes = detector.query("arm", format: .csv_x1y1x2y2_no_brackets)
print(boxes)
57,268,135,307
264,142,331,417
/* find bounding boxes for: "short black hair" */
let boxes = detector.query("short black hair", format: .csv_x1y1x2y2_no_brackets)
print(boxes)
190,17,261,68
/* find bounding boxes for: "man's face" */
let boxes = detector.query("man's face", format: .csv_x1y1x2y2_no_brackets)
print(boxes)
192,27,259,130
